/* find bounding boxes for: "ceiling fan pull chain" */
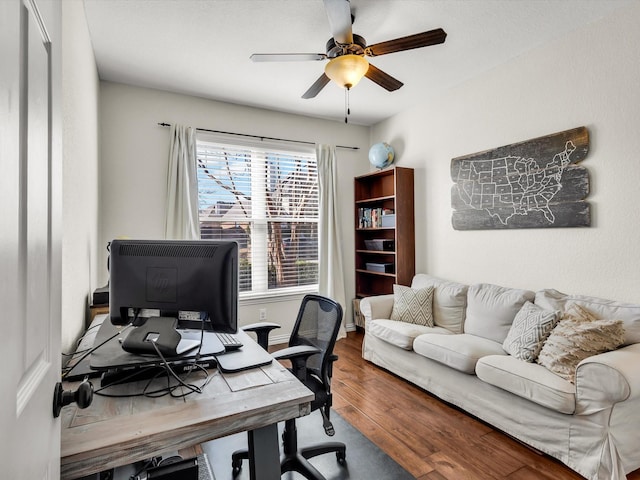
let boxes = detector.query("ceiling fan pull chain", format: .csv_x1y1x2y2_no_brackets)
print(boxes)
344,87,348,123
344,87,352,124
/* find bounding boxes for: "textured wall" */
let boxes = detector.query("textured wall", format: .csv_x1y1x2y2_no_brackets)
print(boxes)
99,82,370,336
370,3,640,302
61,1,100,352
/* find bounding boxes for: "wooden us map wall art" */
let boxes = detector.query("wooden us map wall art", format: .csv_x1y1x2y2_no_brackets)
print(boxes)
450,126,590,230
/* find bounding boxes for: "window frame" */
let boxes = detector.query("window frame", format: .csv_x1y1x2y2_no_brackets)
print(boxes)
196,134,320,301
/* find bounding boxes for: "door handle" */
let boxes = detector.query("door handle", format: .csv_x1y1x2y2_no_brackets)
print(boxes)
52,379,93,418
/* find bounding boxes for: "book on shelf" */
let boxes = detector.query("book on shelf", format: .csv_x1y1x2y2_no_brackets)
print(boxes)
358,208,395,228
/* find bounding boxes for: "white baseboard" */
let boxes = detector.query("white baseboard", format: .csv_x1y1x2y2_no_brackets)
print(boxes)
266,332,290,346
265,322,357,346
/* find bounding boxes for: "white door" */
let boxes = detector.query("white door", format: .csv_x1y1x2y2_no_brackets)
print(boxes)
0,0,63,478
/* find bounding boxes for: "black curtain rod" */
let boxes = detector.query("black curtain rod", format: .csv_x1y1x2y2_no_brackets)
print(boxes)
157,122,359,151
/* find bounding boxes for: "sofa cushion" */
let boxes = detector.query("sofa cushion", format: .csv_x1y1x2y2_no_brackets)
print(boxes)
413,333,506,374
502,301,561,362
411,274,468,333
536,303,625,384
476,355,576,414
368,319,453,350
535,288,640,346
464,283,535,344
390,284,434,327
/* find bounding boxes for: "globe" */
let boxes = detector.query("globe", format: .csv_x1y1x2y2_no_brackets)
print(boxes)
368,142,395,169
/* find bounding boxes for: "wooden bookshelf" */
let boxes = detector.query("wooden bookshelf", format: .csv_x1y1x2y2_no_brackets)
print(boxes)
354,167,415,298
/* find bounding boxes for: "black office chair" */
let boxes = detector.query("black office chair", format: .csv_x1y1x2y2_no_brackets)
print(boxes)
232,294,346,480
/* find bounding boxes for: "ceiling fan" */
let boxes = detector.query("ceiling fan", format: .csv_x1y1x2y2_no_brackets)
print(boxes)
250,0,447,99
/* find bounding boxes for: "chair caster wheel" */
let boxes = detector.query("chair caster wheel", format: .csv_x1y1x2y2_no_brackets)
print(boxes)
336,451,346,465
232,459,243,476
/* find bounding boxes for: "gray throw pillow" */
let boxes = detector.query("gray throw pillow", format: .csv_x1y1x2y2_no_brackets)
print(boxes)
464,283,535,344
503,301,560,362
390,284,434,327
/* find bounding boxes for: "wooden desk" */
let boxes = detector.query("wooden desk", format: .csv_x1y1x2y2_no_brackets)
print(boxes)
60,333,313,479
88,304,109,324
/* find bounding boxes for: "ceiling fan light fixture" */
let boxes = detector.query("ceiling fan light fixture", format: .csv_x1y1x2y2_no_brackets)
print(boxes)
324,54,369,89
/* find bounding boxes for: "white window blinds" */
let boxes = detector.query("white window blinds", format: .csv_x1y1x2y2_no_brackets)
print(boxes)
197,137,319,296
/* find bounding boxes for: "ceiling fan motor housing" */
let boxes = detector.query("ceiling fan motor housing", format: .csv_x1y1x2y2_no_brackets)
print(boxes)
326,34,367,58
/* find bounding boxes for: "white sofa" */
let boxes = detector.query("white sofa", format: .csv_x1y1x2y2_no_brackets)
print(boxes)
360,274,640,480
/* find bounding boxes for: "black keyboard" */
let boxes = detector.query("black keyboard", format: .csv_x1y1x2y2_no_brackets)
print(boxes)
216,332,243,351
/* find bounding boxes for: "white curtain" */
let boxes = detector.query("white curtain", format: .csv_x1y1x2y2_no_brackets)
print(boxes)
316,144,347,339
165,124,200,240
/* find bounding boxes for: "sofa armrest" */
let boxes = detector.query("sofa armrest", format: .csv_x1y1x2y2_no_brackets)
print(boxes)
359,294,394,325
575,343,640,414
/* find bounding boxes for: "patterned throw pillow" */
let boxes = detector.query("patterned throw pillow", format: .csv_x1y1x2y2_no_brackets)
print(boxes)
503,301,561,362
390,284,434,327
536,303,625,383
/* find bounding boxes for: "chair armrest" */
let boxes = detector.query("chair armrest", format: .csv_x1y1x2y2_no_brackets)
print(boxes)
273,345,321,380
242,322,281,350
243,322,281,331
327,354,338,380
272,345,321,361
359,294,395,326
576,343,640,414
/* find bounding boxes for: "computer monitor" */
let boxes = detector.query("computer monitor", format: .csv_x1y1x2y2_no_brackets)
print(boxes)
109,239,238,333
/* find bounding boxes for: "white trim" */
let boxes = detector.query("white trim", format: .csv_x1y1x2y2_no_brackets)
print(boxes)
239,287,319,306
265,332,291,346
264,323,357,346
23,0,51,45
16,352,50,416
345,322,357,332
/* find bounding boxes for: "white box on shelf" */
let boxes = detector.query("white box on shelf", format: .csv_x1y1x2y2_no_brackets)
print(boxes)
381,214,395,227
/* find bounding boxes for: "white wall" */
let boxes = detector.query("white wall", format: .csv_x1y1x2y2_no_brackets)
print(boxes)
371,3,640,303
99,83,369,338
61,0,100,352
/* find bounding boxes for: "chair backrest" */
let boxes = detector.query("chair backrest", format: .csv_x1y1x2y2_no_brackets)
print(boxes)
289,294,343,383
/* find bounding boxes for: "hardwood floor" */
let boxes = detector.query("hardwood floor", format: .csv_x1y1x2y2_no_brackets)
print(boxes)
328,331,639,480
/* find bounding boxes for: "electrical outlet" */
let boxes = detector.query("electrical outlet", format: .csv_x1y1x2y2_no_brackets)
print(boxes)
259,308,267,321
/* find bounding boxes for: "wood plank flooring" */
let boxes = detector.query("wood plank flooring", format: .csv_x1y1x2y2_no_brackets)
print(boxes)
327,331,640,480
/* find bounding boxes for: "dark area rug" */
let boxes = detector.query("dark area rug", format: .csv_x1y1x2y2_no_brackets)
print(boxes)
202,409,414,480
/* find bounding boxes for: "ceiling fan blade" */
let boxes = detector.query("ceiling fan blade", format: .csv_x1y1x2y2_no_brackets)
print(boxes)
302,73,331,99
365,63,403,92
366,28,447,57
250,53,327,62
323,0,353,44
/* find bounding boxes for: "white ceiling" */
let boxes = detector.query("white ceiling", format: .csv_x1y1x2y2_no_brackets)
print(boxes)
83,0,632,126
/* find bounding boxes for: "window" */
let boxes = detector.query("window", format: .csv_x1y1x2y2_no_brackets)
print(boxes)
196,136,319,298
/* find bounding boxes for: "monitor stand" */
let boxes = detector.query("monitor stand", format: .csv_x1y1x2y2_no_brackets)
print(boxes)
89,319,225,371
122,316,201,356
